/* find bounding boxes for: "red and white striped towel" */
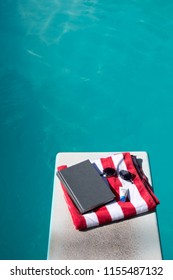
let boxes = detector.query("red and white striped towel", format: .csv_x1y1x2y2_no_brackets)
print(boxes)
57,152,159,230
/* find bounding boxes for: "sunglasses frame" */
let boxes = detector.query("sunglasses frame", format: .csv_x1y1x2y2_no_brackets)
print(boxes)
100,167,134,183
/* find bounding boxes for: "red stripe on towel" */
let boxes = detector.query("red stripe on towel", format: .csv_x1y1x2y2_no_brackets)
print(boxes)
100,156,136,219
94,205,112,225
123,153,158,211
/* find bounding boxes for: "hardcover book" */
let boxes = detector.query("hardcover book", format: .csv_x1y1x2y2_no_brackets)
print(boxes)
56,160,115,214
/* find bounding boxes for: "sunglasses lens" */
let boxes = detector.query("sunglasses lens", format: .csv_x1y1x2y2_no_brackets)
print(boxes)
101,168,117,177
119,170,134,183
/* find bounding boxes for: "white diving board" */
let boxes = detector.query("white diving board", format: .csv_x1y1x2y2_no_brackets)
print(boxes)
47,152,162,260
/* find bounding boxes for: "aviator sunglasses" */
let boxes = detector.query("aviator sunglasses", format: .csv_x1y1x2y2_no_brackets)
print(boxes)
100,167,134,184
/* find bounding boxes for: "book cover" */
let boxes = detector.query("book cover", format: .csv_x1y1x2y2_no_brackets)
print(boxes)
56,159,115,214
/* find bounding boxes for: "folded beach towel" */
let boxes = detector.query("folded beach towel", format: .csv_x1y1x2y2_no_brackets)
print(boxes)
57,152,159,230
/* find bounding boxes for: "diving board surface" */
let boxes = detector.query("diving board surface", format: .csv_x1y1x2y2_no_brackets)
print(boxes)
47,152,162,260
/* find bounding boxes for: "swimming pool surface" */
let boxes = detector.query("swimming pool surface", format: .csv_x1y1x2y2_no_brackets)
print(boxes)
0,0,173,260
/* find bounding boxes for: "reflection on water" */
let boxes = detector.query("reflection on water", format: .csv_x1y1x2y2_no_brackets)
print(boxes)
18,0,99,44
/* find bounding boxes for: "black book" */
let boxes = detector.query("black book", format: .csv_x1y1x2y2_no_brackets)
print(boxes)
56,160,115,214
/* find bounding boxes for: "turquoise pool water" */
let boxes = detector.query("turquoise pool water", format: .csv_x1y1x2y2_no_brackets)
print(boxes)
0,0,173,260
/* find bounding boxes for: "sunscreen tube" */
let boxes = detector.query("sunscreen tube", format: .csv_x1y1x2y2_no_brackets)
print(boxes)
119,187,128,202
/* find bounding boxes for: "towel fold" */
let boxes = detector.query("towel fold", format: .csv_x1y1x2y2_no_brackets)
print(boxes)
57,152,159,230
